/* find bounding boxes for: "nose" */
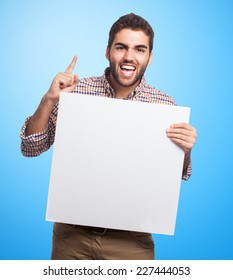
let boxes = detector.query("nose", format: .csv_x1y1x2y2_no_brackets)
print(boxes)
123,49,135,62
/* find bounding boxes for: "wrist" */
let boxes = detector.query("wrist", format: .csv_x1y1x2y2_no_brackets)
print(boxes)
42,92,58,109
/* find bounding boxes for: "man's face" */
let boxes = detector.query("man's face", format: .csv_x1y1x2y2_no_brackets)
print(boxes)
106,28,152,88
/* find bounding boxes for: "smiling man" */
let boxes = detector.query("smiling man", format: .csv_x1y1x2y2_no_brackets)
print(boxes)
106,28,152,97
20,13,197,260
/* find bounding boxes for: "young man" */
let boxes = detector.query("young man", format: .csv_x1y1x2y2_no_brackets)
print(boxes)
20,13,197,260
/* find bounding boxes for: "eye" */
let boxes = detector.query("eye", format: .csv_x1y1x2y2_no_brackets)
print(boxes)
116,46,125,50
137,48,145,53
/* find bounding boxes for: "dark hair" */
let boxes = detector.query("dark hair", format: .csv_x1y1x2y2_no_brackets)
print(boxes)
108,13,154,52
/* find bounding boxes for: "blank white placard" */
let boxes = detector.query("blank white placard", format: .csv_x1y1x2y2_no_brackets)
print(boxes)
46,93,190,235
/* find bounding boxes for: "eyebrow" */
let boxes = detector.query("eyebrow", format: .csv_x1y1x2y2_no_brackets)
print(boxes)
114,42,148,49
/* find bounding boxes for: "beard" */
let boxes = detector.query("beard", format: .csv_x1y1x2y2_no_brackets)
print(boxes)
109,60,148,88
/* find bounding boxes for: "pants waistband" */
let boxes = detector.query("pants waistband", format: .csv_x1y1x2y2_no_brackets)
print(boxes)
74,225,122,235
74,225,112,235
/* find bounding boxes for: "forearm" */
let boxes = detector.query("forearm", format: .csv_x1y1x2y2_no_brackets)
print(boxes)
21,56,78,157
25,95,56,136
182,151,192,180
20,94,58,157
183,151,191,173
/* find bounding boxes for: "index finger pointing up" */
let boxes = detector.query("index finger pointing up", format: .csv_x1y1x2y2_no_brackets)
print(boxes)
65,55,78,73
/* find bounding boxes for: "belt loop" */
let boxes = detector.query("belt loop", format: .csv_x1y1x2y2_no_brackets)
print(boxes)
92,228,107,236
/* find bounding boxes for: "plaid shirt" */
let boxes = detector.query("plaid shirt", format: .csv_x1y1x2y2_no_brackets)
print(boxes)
20,68,191,180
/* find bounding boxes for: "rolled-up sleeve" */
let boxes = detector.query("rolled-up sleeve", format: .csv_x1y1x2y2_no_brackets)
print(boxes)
20,104,58,157
182,161,192,180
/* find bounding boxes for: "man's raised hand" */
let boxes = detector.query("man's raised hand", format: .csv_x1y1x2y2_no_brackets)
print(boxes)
45,56,78,105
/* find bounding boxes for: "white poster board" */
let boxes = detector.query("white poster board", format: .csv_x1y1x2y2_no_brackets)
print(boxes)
46,93,190,235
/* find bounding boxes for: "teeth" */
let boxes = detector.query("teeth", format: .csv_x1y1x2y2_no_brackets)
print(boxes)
121,65,135,71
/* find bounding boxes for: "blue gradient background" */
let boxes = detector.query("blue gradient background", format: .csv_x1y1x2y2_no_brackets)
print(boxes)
1,0,232,260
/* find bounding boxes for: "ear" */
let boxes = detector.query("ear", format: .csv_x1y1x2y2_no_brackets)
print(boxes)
148,52,152,65
105,47,110,61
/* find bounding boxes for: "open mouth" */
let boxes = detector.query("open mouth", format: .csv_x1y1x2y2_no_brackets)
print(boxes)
120,65,136,71
119,64,136,78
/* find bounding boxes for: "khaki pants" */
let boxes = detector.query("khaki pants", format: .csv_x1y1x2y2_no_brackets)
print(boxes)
51,223,155,260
